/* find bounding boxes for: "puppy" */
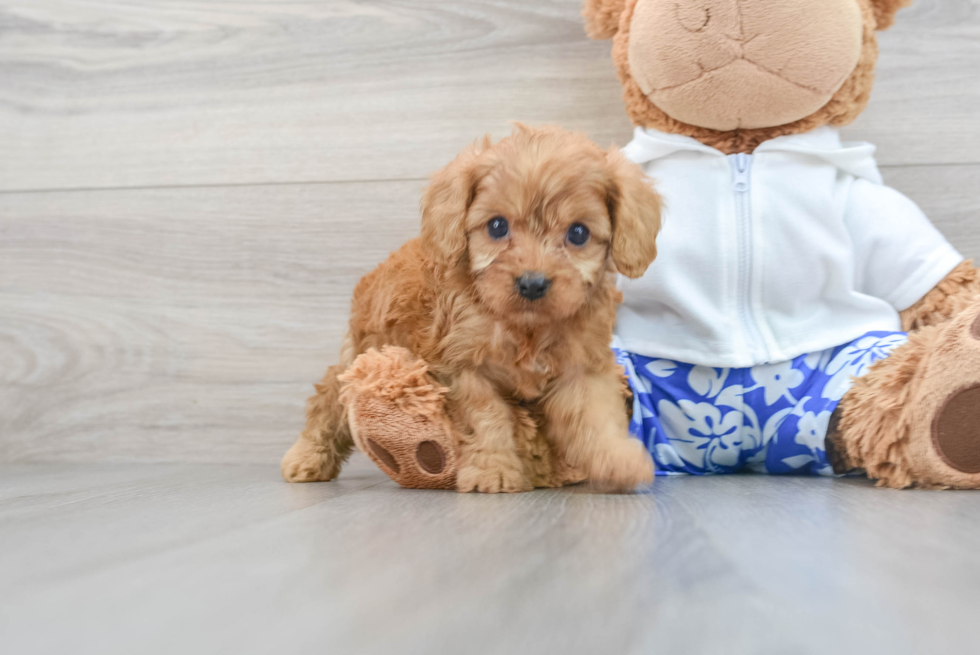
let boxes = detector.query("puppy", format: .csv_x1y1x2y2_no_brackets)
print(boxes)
282,125,662,492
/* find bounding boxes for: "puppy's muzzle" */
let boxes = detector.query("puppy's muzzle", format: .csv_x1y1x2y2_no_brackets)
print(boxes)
516,272,552,301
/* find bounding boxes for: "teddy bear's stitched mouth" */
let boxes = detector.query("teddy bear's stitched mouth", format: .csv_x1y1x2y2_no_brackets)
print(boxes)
656,2,844,99
651,56,844,97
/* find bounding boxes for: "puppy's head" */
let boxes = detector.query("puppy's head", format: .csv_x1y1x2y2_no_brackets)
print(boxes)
420,125,661,324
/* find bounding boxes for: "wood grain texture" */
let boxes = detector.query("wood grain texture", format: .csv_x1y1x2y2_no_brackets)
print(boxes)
0,0,634,191
3,460,980,655
3,3,979,651
1,0,979,464
0,0,978,194
2,164,978,464
2,3,979,650
0,180,425,462
843,0,980,165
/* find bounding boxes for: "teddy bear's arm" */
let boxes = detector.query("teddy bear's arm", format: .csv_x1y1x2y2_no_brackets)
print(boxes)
900,260,980,332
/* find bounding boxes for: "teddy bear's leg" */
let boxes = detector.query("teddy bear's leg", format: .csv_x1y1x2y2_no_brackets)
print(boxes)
831,299,980,488
338,346,458,490
281,360,356,483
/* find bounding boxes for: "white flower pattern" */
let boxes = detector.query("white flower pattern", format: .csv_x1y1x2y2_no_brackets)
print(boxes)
614,332,908,476
687,366,728,398
750,360,805,405
657,400,747,471
794,410,833,450
645,359,678,378
822,333,908,401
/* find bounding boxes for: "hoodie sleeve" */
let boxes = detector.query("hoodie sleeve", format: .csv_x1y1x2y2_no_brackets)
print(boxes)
844,178,963,311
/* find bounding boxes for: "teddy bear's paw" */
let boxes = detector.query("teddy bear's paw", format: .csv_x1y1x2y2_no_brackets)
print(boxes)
889,299,980,489
456,452,533,494
338,347,458,490
346,394,458,490
924,302,980,482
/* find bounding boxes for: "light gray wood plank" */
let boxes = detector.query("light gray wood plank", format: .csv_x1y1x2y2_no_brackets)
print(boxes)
881,163,980,259
2,166,977,463
0,180,425,463
1,0,978,194
842,0,980,165
2,461,980,654
0,0,634,191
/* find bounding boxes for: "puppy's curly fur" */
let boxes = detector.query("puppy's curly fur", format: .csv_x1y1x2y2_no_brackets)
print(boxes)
282,125,662,492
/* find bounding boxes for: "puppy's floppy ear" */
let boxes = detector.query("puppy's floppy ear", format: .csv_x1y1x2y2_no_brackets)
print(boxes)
605,147,661,279
582,0,627,40
868,0,910,30
419,137,491,266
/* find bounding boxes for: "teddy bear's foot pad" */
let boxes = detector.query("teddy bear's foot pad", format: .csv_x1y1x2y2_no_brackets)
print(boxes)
348,396,456,489
363,431,448,476
933,385,980,474
911,301,980,487
839,298,980,488
338,346,457,490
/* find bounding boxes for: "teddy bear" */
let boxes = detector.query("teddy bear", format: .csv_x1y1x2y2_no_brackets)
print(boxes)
581,0,980,488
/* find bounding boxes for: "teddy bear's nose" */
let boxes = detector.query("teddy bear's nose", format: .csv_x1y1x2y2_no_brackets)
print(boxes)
516,272,551,301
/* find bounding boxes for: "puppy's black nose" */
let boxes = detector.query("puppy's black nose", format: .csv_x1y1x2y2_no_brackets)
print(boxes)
516,272,551,301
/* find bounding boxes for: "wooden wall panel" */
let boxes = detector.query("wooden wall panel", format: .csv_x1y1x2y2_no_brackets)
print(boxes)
1,0,978,463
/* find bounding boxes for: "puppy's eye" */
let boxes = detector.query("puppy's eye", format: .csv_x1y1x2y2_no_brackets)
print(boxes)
487,216,509,240
567,223,590,247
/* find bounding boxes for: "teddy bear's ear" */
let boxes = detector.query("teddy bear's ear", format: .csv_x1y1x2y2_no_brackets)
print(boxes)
419,137,492,267
869,0,911,30
582,0,627,40
605,147,662,279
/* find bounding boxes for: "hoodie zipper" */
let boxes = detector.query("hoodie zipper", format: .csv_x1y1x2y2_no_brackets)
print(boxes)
729,153,771,363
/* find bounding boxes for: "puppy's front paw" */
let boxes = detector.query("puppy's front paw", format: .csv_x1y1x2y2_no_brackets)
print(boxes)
281,440,341,483
457,455,532,494
590,438,654,490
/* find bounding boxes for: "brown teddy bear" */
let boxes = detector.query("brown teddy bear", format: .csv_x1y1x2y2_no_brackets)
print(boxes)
583,0,980,488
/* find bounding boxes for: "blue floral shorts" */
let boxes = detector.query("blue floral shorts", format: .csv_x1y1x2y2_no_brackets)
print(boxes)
613,332,908,476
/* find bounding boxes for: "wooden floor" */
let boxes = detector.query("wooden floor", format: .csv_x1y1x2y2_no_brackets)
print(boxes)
2,1,980,652
3,455,980,655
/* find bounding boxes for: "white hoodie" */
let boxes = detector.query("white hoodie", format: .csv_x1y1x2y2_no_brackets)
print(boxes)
616,126,963,368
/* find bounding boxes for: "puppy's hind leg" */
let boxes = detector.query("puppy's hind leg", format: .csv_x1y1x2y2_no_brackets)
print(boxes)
281,361,355,483
282,336,358,482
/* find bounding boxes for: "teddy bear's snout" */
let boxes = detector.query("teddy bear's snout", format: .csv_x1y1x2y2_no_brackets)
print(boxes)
627,0,865,130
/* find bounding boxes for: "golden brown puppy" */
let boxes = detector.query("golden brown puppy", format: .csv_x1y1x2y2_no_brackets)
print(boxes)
282,125,662,492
